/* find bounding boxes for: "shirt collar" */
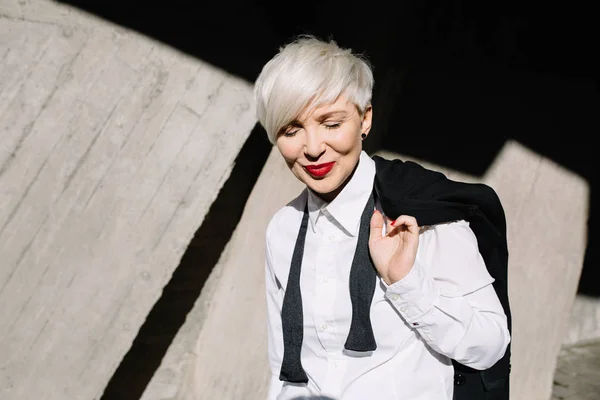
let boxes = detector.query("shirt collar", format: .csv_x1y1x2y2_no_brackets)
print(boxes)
307,151,375,236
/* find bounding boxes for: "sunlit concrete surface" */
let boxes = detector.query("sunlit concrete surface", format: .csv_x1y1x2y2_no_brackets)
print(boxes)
551,338,600,400
140,149,303,400
0,1,256,399
564,295,600,346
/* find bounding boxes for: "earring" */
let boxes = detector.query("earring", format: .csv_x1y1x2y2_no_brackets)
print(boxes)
361,133,367,140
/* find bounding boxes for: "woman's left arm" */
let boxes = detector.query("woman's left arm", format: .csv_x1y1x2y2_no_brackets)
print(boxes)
382,220,510,370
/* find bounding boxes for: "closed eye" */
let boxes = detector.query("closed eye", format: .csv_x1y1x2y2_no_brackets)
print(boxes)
279,122,302,138
283,130,299,137
324,122,341,129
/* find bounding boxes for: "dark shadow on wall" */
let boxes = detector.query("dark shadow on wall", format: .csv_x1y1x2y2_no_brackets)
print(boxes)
54,0,597,398
99,124,272,400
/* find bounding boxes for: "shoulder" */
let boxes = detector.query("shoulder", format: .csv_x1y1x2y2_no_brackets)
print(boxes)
373,155,447,197
420,219,474,239
373,154,502,200
419,220,479,256
265,189,307,284
266,189,307,247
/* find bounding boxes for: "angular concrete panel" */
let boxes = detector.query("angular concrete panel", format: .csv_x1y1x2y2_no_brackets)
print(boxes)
141,148,304,400
486,142,588,400
0,2,256,399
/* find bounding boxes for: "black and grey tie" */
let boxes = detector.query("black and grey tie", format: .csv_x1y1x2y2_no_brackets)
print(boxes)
279,192,378,383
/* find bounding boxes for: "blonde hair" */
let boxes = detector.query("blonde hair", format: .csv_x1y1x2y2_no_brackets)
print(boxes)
253,35,374,144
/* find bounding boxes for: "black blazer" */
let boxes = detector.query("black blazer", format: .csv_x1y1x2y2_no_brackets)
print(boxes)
373,155,511,400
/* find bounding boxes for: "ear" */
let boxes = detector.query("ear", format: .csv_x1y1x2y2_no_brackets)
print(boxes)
361,105,373,137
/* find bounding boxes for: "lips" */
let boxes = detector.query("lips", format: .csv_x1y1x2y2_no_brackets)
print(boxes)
304,162,335,177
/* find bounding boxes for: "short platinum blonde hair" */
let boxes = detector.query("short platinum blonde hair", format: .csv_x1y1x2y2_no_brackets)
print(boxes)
253,35,374,144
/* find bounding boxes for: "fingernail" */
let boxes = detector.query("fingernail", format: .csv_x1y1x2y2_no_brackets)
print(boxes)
390,220,396,226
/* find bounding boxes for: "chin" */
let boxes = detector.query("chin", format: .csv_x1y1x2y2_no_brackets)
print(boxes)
295,168,343,197
308,180,340,196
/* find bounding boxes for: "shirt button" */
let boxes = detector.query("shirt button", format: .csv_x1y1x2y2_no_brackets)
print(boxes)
454,373,466,386
321,323,328,331
328,235,335,241
389,294,400,301
400,307,407,313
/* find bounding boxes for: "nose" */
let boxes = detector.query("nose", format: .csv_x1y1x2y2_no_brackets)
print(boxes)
304,129,325,160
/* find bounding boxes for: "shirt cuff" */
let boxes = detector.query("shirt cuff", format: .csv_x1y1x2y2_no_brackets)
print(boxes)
383,261,437,327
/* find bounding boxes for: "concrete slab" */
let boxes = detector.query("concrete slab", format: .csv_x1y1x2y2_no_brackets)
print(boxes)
0,2,256,399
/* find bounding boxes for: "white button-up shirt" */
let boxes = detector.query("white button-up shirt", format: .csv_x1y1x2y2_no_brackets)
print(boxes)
265,151,510,400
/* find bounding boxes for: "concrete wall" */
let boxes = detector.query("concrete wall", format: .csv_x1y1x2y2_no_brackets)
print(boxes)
563,295,600,346
0,2,256,399
140,150,304,400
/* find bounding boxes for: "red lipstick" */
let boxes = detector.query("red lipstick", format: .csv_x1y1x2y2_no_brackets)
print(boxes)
304,162,335,177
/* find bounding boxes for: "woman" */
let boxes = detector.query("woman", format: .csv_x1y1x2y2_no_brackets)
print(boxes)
254,35,511,400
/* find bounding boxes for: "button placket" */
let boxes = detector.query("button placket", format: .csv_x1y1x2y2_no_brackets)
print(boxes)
322,356,346,396
314,236,337,349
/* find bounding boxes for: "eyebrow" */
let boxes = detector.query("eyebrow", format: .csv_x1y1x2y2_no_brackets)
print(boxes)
314,110,349,121
283,110,350,131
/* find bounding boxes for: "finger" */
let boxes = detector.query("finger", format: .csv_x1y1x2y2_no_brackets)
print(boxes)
390,215,420,235
369,209,384,243
384,214,394,234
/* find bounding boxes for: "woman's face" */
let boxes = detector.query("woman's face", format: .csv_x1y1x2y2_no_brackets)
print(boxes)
276,95,372,202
